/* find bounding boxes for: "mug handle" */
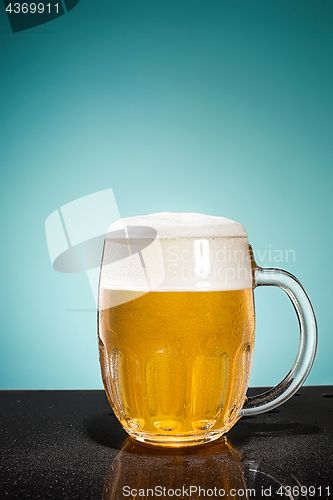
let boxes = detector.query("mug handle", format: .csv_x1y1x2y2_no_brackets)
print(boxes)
241,267,318,416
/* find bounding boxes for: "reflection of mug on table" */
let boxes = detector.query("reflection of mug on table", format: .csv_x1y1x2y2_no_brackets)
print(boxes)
103,438,247,500
98,213,317,447
103,437,307,500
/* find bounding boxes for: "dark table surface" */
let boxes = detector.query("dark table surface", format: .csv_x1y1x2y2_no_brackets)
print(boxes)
1,386,332,500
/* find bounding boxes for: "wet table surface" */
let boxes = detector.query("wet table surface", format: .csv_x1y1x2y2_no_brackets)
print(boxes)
0,386,332,499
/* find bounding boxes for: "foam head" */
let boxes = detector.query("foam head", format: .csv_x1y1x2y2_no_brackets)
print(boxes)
106,212,247,239
100,213,252,301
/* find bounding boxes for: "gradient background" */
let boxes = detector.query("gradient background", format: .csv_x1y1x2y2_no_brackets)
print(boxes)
0,0,332,389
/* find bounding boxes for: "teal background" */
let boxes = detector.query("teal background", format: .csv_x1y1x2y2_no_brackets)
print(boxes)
0,0,332,389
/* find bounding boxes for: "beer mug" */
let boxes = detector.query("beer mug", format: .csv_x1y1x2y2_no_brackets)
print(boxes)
98,213,317,447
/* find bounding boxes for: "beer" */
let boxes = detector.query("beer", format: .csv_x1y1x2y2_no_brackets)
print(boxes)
98,211,317,446
98,212,255,445
98,288,255,444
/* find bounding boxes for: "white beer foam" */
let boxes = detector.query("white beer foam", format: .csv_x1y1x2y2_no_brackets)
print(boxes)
106,212,247,239
100,212,252,295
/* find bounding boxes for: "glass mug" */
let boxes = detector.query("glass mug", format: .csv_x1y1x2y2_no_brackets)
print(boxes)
98,213,317,447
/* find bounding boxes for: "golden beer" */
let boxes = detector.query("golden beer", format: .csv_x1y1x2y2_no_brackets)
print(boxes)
98,212,317,446
98,288,255,445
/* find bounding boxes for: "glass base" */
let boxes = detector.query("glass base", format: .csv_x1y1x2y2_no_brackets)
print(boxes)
126,429,225,448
